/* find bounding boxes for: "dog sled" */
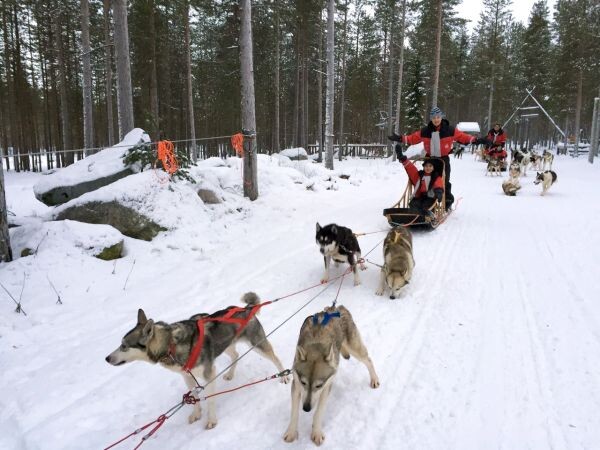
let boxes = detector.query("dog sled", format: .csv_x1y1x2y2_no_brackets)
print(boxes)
383,157,450,230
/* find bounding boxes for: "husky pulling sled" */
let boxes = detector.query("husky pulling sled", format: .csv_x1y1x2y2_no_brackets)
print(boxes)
383,157,450,230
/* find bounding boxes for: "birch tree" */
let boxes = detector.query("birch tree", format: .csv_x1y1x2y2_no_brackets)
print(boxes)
184,0,197,161
240,0,258,200
394,0,407,135
324,0,335,170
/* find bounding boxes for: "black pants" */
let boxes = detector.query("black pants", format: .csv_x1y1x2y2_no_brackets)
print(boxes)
441,155,453,208
409,196,435,216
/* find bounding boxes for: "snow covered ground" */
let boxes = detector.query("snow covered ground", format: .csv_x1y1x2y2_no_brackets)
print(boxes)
1,152,600,450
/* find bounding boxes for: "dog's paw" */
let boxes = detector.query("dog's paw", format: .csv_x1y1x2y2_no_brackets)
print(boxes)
320,277,329,284
311,430,325,446
375,288,384,296
279,375,290,384
188,410,202,424
205,419,218,430
223,372,234,381
283,429,298,443
360,263,367,271
370,377,381,389
353,279,361,286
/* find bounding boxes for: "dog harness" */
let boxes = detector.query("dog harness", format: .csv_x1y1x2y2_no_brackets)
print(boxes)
181,302,268,371
312,310,340,326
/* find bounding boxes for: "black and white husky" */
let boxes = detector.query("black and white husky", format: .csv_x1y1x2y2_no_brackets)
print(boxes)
534,170,557,196
315,223,364,286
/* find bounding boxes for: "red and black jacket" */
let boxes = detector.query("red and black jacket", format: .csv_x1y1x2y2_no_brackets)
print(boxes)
401,159,444,199
403,119,475,157
486,128,506,148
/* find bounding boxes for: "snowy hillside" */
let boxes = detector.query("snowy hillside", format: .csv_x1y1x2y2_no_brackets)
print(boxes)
1,153,600,450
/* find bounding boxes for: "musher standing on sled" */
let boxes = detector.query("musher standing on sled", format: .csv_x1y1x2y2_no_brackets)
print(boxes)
485,123,507,160
389,106,487,210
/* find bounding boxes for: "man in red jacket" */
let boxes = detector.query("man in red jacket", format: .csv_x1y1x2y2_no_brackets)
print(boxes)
389,107,487,209
394,144,443,219
485,123,507,160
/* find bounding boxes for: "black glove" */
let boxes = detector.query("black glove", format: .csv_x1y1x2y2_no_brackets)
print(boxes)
388,133,403,143
473,137,489,146
395,143,407,162
434,188,443,202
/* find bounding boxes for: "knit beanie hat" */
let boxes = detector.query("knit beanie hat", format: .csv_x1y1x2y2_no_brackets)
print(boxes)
430,106,444,118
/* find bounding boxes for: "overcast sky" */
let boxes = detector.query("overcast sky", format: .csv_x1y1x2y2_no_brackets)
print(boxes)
456,0,557,32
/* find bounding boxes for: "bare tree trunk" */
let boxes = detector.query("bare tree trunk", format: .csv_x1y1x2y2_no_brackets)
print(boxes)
338,1,348,162
103,0,114,146
53,12,73,165
317,15,323,162
325,0,335,170
273,2,280,153
148,0,159,142
239,0,258,200
487,62,495,130
184,0,196,161
574,69,583,157
2,6,14,171
303,53,308,151
292,36,299,147
431,0,442,108
386,9,395,156
0,163,12,262
81,0,94,154
394,0,406,135
487,3,500,130
112,0,134,140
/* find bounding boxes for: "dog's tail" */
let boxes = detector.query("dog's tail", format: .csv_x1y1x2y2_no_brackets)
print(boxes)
241,292,260,311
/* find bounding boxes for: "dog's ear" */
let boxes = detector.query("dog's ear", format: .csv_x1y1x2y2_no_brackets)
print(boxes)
137,309,147,325
296,346,307,362
330,225,337,234
140,319,155,345
325,344,335,363
316,222,321,233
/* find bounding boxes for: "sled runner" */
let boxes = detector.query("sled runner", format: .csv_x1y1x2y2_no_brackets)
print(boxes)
383,157,450,230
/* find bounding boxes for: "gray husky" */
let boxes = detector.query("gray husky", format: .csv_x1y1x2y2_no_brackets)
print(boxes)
283,305,380,446
375,227,415,299
105,293,288,430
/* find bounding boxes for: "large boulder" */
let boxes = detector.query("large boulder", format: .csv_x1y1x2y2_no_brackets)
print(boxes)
36,168,135,206
34,128,150,206
55,201,166,241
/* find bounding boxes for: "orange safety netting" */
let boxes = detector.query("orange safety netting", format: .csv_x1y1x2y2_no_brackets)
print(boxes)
156,140,179,175
231,133,244,157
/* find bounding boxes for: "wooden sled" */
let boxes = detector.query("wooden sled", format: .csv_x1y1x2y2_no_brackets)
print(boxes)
383,157,450,230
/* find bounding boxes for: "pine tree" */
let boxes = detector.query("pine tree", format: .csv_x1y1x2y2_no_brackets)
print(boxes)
404,52,426,131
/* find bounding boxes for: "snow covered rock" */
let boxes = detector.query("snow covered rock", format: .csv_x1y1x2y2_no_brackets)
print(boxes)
55,201,166,241
280,147,308,160
197,188,222,204
33,128,150,206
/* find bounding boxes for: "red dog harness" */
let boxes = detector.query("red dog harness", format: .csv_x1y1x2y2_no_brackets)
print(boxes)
182,302,270,371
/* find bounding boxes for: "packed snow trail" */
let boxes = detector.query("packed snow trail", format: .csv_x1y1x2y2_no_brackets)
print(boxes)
1,155,599,449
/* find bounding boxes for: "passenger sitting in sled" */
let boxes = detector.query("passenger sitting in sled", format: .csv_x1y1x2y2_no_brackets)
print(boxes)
395,144,444,219
484,123,507,160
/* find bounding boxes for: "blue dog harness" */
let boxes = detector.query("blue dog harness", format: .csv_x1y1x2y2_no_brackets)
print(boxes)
312,311,341,326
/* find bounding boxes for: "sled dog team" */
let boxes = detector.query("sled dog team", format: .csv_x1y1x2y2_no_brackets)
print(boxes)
498,149,557,196
107,222,415,446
